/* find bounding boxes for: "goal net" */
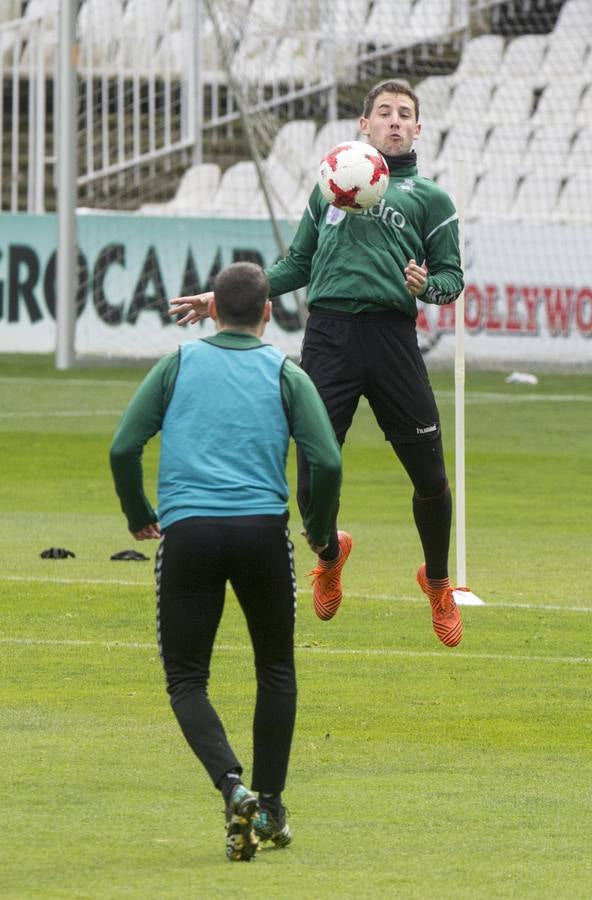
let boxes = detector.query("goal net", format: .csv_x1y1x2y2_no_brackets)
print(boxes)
5,0,590,370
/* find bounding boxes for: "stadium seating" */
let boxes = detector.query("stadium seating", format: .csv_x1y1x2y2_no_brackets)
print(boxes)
120,0,169,74
312,119,361,160
552,0,591,35
582,47,592,84
407,0,455,42
324,0,372,58
18,0,58,68
3,0,587,224
448,34,505,83
413,120,445,176
535,31,589,85
566,126,592,172
360,0,413,49
231,0,298,82
443,78,494,127
263,36,320,83
257,157,306,219
77,0,123,70
267,120,317,183
553,172,592,221
494,34,547,82
435,163,478,208
485,80,536,125
139,164,222,216
414,76,453,123
465,167,520,221
432,121,489,175
480,124,532,174
510,171,565,221
529,79,586,127
209,160,263,218
520,127,575,174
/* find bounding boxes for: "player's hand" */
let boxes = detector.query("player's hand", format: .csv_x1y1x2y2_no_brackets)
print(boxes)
132,522,161,540
169,292,213,325
404,258,428,296
301,530,329,555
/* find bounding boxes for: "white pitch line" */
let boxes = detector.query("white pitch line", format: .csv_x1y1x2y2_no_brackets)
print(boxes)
0,635,589,665
350,590,592,614
436,391,592,404
1,575,150,587
2,377,591,404
0,410,122,419
0,376,142,387
2,575,591,613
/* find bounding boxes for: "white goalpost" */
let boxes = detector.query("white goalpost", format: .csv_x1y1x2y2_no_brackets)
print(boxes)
453,158,483,607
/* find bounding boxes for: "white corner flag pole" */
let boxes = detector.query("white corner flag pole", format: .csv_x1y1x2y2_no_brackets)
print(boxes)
453,160,484,606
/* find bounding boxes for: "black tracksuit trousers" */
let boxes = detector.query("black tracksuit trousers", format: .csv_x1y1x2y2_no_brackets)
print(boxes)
156,514,297,794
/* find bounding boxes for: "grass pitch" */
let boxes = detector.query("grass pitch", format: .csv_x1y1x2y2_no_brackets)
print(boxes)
1,354,591,899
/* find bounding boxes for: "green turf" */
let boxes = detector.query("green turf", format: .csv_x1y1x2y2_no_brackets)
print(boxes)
1,354,591,899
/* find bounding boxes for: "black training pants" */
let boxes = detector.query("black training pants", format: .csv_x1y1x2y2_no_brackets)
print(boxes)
297,308,451,575
156,514,297,794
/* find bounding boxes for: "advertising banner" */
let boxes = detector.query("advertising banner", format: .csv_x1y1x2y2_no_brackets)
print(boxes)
1,213,590,368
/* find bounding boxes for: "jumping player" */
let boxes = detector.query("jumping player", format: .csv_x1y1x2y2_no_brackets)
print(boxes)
170,80,464,647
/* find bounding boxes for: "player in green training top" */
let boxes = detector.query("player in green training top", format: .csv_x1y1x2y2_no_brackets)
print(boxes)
111,262,341,861
170,80,464,648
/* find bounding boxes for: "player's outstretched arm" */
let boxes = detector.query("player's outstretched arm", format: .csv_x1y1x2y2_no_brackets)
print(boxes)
169,292,213,325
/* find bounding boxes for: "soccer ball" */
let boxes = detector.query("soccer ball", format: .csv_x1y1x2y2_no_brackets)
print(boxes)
318,141,389,214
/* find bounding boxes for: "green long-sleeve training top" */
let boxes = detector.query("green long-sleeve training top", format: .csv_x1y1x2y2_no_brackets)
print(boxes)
110,331,342,547
266,162,464,315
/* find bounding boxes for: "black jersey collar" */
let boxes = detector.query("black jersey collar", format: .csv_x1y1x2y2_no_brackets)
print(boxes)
383,150,418,174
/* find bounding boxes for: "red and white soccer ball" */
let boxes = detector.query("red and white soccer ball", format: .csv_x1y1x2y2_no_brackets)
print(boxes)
318,141,389,214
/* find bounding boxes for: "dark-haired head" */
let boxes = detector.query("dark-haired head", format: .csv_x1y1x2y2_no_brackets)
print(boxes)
213,262,270,327
362,80,419,121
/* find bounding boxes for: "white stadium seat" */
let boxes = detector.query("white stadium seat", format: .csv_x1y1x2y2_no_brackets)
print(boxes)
139,164,222,217
485,80,535,125
361,0,413,48
552,0,592,36
510,171,565,221
413,118,444,173
566,126,592,172
267,120,318,183
443,78,494,127
466,168,520,221
434,164,478,208
407,0,454,41
480,124,532,174
449,34,505,84
553,172,592,222
120,0,169,73
312,119,361,161
414,76,453,124
494,34,547,83
520,128,575,175
536,32,589,86
210,160,263,218
78,0,123,70
19,0,58,68
256,157,306,219
529,79,585,127
432,121,489,175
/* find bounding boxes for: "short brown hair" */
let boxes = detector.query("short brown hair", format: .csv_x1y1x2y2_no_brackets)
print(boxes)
362,80,419,120
213,262,269,327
